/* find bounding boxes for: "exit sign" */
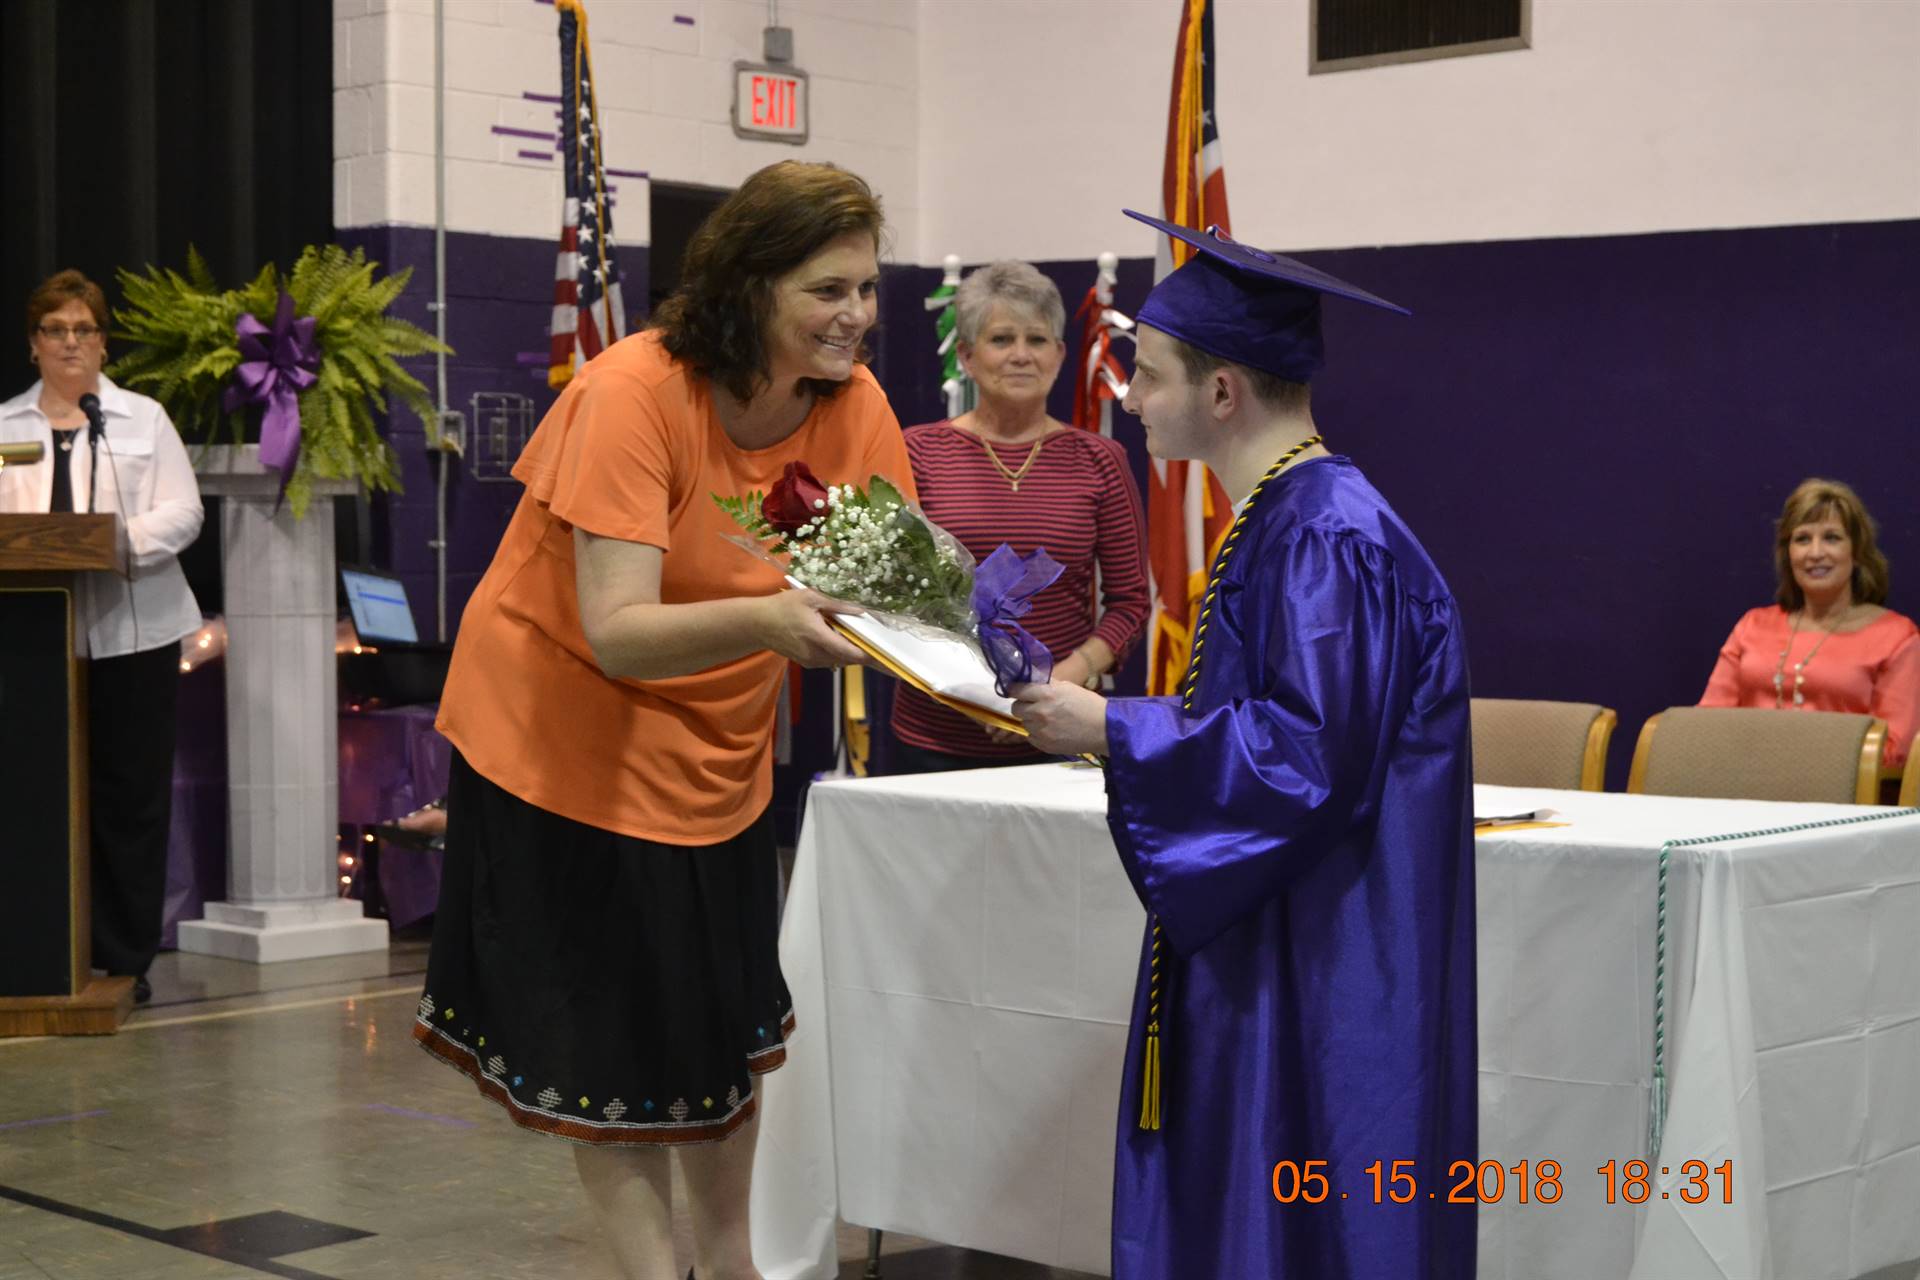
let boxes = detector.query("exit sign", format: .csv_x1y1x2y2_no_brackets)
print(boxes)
732,63,809,144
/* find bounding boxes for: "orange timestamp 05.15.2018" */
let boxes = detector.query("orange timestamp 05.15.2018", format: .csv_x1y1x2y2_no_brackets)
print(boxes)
1268,1158,1735,1206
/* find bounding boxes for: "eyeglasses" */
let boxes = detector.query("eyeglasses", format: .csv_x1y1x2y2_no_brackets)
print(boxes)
35,324,102,343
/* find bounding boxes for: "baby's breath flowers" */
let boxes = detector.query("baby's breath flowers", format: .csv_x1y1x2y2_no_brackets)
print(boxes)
715,467,975,632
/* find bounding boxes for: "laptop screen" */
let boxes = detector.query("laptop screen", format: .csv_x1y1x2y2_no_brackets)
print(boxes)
342,570,420,645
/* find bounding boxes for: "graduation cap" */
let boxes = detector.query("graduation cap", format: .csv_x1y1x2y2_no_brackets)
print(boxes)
1125,209,1410,383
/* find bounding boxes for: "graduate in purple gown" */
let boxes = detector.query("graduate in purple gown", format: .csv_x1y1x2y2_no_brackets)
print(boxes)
1013,212,1477,1280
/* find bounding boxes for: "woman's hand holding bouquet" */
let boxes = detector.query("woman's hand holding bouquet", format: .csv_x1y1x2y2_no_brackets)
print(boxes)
715,462,1060,698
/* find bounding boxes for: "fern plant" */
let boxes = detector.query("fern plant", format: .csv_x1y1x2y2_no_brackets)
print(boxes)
110,244,450,517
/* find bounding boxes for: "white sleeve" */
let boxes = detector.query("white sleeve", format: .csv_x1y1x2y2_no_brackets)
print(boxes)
123,403,205,567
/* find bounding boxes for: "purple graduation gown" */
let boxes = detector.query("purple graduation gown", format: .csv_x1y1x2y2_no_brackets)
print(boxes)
1104,457,1477,1279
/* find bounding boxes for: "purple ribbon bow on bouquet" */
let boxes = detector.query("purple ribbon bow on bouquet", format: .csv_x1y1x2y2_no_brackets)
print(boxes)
223,290,319,491
972,544,1065,696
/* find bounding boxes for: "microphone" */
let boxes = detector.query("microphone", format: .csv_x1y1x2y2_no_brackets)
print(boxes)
78,393,105,441
79,393,104,513
78,393,141,646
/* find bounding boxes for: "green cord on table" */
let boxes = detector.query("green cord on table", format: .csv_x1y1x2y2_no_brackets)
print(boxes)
1648,806,1919,1160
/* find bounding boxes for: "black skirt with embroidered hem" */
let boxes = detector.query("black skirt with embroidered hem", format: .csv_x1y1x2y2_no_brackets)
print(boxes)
414,751,793,1146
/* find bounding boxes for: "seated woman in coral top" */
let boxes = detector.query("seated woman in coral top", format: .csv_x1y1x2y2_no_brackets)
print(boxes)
1700,477,1920,769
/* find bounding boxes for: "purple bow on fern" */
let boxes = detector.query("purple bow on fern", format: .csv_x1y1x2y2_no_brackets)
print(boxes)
972,544,1064,695
223,290,318,490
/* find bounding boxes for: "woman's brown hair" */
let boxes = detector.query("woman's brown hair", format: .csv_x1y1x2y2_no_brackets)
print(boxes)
653,161,883,404
1773,477,1890,609
26,269,110,338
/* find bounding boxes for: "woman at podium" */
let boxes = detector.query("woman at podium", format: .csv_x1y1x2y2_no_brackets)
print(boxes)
0,269,205,1005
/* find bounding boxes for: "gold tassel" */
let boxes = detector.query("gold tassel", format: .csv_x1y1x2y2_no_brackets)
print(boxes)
1138,1021,1162,1130
1139,919,1165,1131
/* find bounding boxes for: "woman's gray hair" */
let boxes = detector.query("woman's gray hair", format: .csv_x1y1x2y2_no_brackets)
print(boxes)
953,260,1067,345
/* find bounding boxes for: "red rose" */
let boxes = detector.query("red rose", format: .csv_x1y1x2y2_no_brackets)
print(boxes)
762,461,830,536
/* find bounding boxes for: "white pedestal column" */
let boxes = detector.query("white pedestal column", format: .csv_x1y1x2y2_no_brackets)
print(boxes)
178,446,388,963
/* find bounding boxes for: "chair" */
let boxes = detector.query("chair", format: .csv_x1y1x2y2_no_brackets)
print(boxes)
1900,748,1918,808
1627,706,1888,805
1470,698,1617,791
841,666,871,777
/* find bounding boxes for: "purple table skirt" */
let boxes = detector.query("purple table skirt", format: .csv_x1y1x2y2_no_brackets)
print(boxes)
338,704,450,927
165,662,451,941
163,661,229,949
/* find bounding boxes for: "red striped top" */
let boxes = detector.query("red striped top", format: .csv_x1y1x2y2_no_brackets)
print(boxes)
889,420,1150,758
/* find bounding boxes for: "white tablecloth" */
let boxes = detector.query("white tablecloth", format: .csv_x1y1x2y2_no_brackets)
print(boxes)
750,765,1920,1280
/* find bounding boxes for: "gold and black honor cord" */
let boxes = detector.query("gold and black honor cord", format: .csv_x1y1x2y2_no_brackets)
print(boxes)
1138,435,1321,1132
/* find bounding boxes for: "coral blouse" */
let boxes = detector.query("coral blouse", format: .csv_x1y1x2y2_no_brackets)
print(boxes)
1699,605,1920,768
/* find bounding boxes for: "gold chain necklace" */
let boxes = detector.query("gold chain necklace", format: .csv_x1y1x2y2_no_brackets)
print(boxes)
978,436,1045,492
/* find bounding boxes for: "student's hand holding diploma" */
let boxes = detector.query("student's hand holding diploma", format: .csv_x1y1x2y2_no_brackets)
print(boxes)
1010,680,1109,757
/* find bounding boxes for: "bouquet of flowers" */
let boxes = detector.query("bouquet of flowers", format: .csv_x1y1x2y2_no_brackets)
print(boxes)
715,462,1063,702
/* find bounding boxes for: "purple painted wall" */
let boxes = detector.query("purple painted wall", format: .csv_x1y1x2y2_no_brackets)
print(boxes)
880,219,1920,787
1310,219,1919,788
353,217,1919,791
334,225,649,639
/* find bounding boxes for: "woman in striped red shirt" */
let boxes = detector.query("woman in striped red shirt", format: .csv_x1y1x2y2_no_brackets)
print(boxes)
890,260,1150,771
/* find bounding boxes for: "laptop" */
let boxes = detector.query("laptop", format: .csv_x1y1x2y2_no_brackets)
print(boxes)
338,567,452,706
342,568,422,646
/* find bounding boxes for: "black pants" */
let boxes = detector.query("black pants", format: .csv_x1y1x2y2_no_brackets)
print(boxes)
88,641,181,977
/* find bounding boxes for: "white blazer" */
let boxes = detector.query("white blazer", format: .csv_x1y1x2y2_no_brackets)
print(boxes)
0,375,205,658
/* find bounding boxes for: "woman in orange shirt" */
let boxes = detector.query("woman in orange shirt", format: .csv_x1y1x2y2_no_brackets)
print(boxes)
416,162,912,1279
1700,477,1920,770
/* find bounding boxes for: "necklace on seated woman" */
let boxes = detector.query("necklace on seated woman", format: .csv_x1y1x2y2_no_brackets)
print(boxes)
1772,604,1852,707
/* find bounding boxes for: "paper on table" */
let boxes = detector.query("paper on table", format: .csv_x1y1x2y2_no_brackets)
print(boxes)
1473,808,1568,831
787,577,1026,736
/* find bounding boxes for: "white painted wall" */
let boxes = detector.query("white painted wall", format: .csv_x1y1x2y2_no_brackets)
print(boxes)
334,0,1920,268
915,0,1920,262
333,0,920,256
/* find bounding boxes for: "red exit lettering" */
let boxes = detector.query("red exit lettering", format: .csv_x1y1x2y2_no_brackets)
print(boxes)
751,74,795,129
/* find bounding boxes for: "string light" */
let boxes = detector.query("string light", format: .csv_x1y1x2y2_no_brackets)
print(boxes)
181,622,226,674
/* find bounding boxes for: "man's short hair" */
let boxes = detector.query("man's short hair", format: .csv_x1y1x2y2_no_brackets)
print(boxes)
1168,336,1310,412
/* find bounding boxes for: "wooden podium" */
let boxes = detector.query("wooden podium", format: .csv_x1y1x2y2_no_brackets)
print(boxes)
0,512,136,1035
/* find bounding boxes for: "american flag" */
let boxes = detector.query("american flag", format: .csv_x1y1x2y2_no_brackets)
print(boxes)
1144,0,1235,696
548,0,626,389
1070,256,1132,439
